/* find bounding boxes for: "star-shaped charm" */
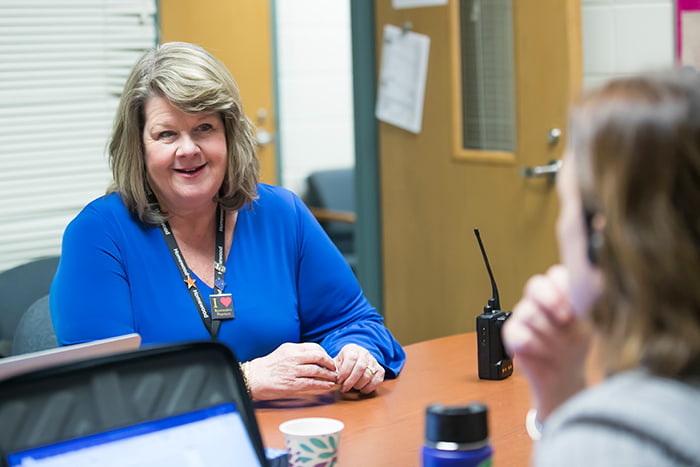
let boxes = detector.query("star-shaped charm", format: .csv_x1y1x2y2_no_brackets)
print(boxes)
184,277,196,289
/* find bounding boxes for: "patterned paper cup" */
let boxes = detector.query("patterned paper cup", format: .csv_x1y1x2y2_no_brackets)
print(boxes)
279,417,344,467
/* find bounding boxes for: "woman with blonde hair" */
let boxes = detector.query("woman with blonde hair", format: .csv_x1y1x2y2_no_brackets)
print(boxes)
504,70,700,465
51,42,405,401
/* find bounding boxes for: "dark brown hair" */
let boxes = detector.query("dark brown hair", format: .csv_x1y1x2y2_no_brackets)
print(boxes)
569,70,700,377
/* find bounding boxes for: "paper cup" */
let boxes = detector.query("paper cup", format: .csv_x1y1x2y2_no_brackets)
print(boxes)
279,417,344,467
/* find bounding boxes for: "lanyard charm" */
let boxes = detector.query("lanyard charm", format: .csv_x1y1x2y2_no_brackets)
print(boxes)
210,293,234,320
213,261,227,274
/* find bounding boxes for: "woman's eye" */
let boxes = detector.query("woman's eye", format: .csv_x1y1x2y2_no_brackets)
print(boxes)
158,130,176,139
197,123,213,132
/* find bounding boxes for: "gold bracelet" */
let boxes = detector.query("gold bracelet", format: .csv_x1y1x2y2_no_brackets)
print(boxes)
239,361,252,397
526,408,544,441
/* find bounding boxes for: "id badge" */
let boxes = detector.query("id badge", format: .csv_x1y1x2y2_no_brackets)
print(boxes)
210,293,234,320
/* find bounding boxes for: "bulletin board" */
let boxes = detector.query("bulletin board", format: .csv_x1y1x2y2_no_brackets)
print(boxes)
677,0,700,69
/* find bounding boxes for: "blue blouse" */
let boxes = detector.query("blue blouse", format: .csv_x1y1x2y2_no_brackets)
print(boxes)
50,184,405,377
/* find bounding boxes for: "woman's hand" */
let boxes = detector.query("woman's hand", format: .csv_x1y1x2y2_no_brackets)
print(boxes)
333,343,385,394
245,342,339,400
502,264,592,420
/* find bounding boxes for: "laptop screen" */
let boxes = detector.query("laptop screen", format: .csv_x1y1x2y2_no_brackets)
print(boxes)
6,402,261,467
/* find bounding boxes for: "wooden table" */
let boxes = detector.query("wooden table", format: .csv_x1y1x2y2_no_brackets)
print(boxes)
256,333,533,466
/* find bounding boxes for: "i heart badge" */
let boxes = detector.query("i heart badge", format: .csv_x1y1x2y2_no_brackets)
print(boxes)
210,293,234,320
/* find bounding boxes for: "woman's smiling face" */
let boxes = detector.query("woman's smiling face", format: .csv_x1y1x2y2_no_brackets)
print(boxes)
142,96,227,216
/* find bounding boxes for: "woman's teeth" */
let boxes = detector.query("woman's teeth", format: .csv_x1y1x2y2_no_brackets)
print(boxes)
176,165,202,173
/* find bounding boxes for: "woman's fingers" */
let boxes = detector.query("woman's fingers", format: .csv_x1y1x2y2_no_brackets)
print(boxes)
284,342,337,372
245,342,386,400
334,343,385,393
502,265,592,420
522,265,573,325
246,343,338,400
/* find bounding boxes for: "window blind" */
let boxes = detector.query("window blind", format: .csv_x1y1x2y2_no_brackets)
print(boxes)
459,0,516,152
0,0,157,272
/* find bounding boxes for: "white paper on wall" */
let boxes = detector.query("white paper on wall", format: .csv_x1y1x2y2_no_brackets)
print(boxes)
681,11,700,70
375,24,431,134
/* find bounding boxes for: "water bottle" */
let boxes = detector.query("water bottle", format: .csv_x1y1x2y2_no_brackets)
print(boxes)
421,402,493,467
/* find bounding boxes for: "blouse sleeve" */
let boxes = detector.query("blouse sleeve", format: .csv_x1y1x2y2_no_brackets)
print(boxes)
292,194,406,378
50,203,136,345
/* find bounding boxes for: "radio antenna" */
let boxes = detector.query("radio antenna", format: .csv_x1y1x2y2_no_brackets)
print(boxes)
474,228,500,313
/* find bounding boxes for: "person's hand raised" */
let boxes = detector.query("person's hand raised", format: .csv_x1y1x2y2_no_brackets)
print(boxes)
502,264,592,420
334,343,385,394
245,342,338,400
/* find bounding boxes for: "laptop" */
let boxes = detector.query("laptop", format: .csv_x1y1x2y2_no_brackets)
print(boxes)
0,340,272,467
5,402,261,467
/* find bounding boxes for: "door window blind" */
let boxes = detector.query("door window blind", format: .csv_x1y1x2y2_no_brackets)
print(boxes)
0,0,157,272
459,0,516,153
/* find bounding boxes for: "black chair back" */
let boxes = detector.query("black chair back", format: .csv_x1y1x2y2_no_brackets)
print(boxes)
0,256,59,357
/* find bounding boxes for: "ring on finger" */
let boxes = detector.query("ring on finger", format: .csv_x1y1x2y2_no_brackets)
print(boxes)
366,365,378,376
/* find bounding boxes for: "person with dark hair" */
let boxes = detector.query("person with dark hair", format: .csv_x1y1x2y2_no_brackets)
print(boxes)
503,70,700,465
50,42,405,401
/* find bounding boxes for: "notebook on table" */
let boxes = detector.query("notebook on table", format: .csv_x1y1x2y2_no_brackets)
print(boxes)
0,340,272,467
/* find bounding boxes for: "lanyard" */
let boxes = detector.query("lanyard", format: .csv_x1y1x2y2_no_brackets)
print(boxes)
158,205,234,340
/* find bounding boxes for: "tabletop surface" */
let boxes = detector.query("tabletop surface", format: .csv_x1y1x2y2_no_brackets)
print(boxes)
255,332,533,466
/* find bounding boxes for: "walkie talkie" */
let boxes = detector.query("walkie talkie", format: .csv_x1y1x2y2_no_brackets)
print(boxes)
474,228,513,380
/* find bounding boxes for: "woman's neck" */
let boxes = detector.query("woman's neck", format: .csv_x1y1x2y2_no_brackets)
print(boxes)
164,204,237,288
167,205,218,245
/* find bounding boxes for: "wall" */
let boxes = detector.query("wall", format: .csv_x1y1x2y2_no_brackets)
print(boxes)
275,0,675,197
0,0,677,273
581,0,674,90
275,0,355,195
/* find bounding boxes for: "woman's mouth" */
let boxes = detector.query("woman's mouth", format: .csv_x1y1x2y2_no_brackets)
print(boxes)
174,163,206,175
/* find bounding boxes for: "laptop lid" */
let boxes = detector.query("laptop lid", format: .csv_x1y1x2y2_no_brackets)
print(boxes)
0,341,269,467
0,333,142,382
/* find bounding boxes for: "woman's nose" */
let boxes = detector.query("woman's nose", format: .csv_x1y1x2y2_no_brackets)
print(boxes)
175,135,200,156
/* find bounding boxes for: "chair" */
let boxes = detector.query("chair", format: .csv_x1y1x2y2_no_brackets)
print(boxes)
303,168,357,271
11,295,58,356
0,256,60,357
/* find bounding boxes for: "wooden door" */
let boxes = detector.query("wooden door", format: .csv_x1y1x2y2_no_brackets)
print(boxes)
159,1,277,184
376,0,582,344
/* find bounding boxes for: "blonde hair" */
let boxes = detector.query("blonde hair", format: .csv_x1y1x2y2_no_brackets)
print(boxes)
107,41,259,224
569,70,700,377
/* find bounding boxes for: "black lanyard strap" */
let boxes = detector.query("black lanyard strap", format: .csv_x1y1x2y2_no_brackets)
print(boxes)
159,205,229,340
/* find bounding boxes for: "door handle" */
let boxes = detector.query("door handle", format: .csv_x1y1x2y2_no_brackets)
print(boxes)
255,127,274,147
255,108,274,147
520,159,562,184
